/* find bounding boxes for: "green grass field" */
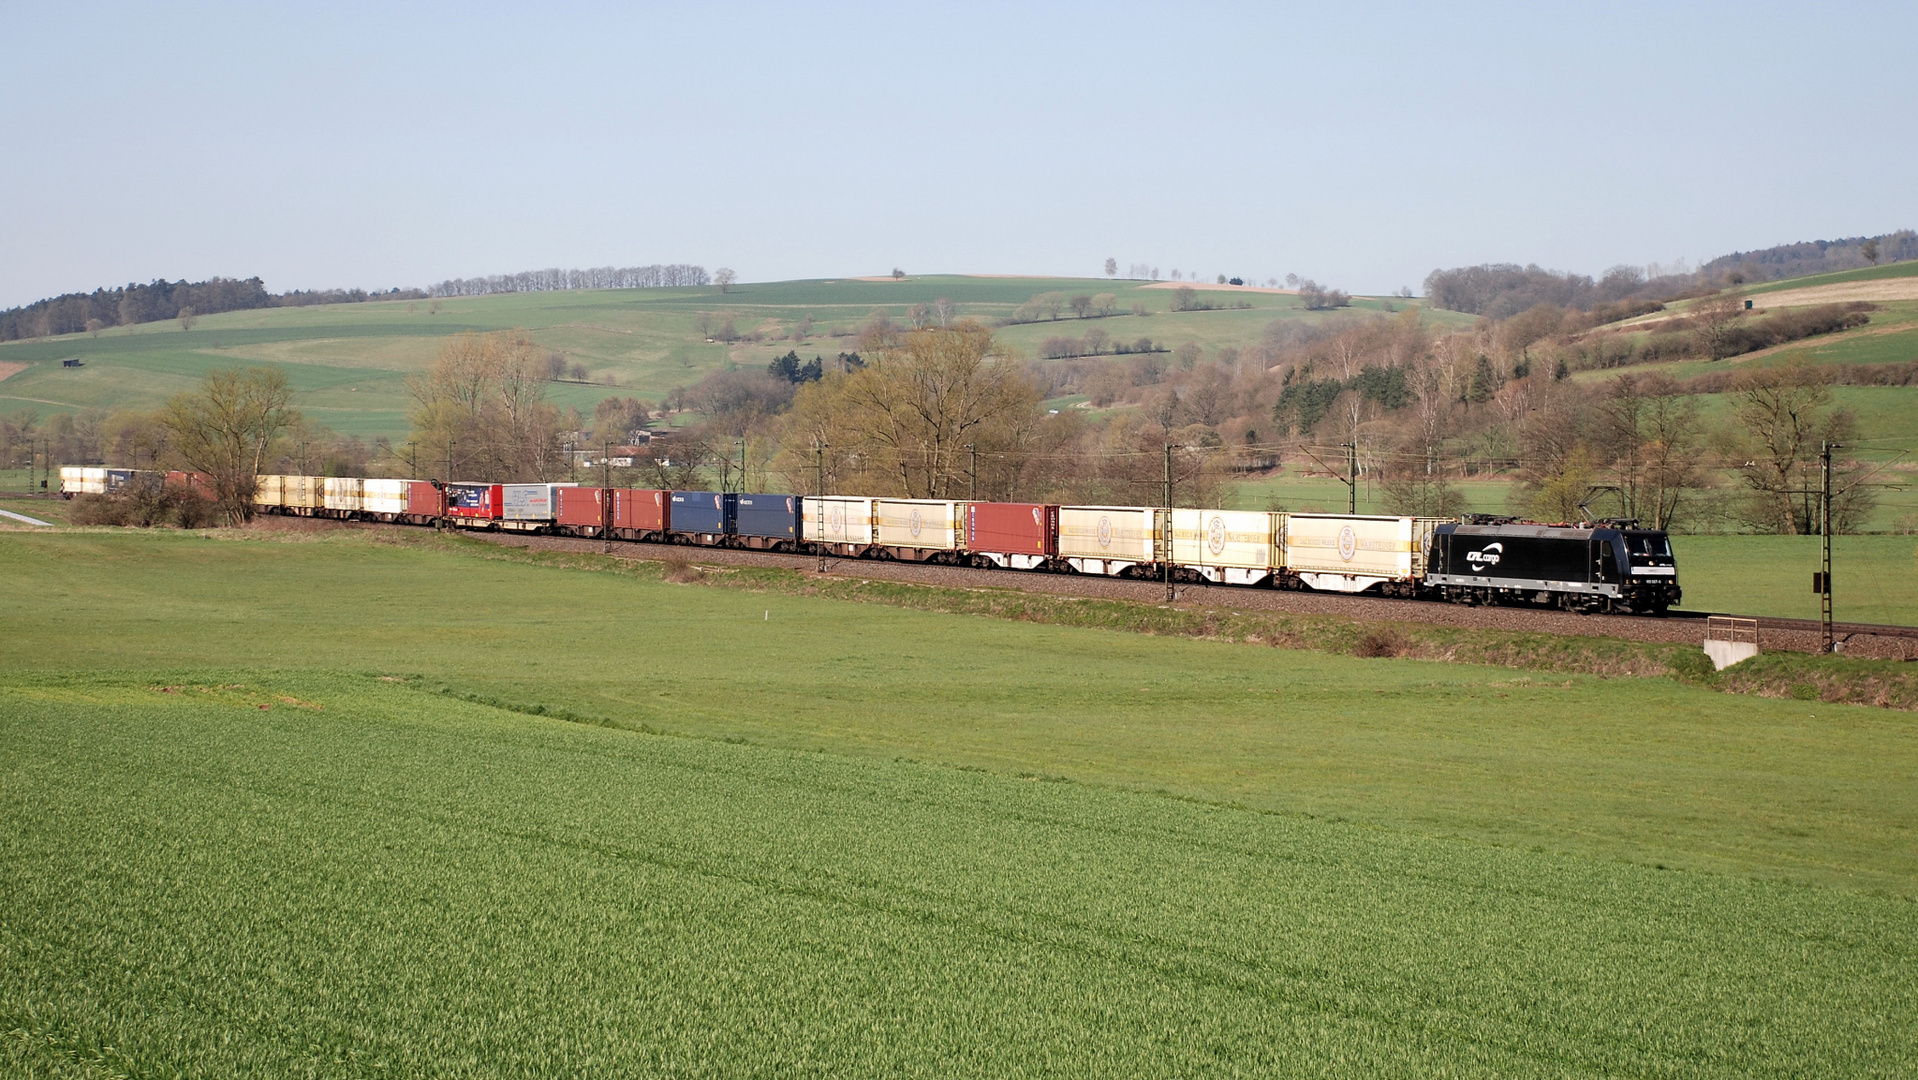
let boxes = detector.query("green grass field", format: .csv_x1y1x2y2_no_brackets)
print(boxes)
5,669,1913,1077
4,527,1916,890
1,527,1914,1074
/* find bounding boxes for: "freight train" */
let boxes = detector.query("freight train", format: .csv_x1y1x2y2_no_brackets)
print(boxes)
61,468,1683,614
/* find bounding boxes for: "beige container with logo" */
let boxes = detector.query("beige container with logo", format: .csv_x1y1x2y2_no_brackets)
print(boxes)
1281,513,1444,592
1171,509,1280,582
875,499,961,550
1057,505,1161,572
803,496,876,546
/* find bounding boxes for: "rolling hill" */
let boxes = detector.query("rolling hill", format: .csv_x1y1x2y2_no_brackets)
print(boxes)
0,276,1454,439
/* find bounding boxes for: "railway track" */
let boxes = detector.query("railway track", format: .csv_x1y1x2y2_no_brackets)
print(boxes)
384,524,1916,659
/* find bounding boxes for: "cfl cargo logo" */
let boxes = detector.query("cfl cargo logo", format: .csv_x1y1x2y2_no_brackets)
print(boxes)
826,502,846,539
1207,515,1227,555
1466,542,1504,569
1096,515,1113,549
1337,525,1357,562
908,508,924,538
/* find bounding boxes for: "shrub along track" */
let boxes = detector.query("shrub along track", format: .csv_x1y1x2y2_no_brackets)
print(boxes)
287,517,1918,660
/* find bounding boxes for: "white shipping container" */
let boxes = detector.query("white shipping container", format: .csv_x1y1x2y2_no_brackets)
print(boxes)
323,476,364,512
1282,514,1445,592
361,478,409,514
875,499,960,550
803,496,876,546
501,483,565,521
1057,506,1160,566
1170,508,1279,583
61,466,106,495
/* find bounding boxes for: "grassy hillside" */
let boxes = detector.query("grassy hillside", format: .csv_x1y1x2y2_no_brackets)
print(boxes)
0,276,1461,439
2,527,1914,1074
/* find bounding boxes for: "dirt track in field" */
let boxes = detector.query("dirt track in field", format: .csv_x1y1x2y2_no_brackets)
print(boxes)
1752,278,1918,307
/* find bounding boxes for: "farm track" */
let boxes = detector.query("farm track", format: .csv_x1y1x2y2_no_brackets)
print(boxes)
298,520,1917,659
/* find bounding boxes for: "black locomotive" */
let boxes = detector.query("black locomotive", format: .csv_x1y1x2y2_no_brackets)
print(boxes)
1424,519,1680,614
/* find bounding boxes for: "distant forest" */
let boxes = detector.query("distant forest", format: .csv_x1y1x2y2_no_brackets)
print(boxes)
0,278,426,342
427,265,710,297
1425,228,1915,321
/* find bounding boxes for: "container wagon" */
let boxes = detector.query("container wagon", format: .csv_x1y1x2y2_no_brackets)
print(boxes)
1281,514,1444,597
359,478,410,519
963,502,1057,569
1170,509,1279,586
875,499,962,561
405,480,443,523
735,493,801,550
670,491,731,543
447,482,502,524
1057,505,1161,576
804,496,876,555
501,483,569,530
613,488,670,539
322,477,363,516
556,486,609,534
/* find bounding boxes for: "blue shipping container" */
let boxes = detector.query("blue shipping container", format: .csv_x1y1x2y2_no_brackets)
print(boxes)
670,491,733,535
735,493,800,540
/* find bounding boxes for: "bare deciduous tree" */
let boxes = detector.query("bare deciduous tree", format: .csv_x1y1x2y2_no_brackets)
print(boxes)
773,322,1041,498
159,366,298,522
408,331,566,482
1104,258,1117,277
1690,291,1746,360
1725,355,1862,533
177,306,197,331
714,268,737,293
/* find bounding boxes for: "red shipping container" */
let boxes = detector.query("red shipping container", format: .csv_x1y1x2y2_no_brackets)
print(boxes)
406,480,442,517
557,486,609,527
615,488,669,532
166,470,215,499
964,502,1057,557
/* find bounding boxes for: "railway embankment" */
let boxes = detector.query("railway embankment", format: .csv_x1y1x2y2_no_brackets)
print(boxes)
335,522,1918,712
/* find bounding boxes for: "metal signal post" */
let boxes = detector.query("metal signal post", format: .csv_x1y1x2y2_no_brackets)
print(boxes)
1344,441,1358,514
602,440,612,554
1821,441,1838,653
1163,442,1174,602
814,440,827,573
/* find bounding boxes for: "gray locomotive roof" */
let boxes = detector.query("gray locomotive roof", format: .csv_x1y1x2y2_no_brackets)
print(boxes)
1447,523,1611,541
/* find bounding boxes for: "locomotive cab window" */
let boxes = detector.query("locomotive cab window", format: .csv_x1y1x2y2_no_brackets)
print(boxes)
1623,533,1673,560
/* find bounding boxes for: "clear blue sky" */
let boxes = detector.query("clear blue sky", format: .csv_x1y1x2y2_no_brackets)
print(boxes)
2,1,1912,307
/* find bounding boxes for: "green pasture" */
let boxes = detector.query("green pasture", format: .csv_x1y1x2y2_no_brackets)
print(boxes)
2,527,1916,1075
0,277,1465,439
1675,533,1918,624
4,667,1913,1077
3,527,1914,896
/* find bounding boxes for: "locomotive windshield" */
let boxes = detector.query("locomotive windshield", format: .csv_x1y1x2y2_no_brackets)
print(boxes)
1623,532,1671,558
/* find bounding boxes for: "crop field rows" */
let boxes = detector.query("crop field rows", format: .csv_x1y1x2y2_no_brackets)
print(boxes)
4,671,1914,1077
